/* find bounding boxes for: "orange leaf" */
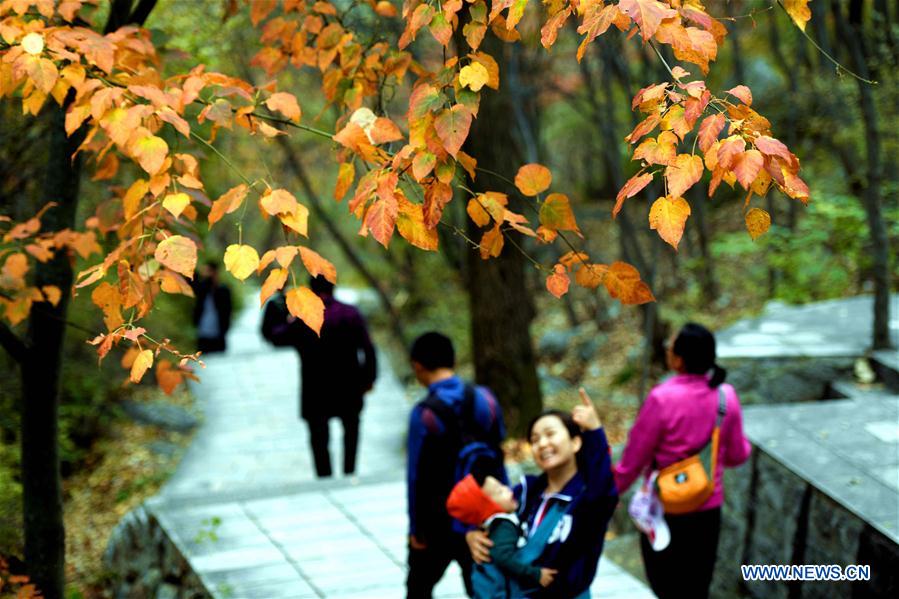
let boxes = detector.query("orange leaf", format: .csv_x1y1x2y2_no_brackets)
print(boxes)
364,197,398,248
733,149,764,190
697,113,725,153
129,130,169,175
618,0,676,41
745,207,771,240
604,261,655,305
397,195,439,251
625,113,661,144
412,152,437,181
265,91,302,123
299,246,338,282
368,117,404,144
546,264,570,298
261,188,299,216
280,204,309,236
223,244,259,281
515,163,552,196
209,184,249,226
783,0,811,31
334,162,355,201
614,172,653,217
154,235,197,279
539,193,579,232
726,85,753,106
155,360,183,395
286,286,325,335
648,195,691,250
423,181,453,229
260,268,288,305
467,198,491,227
434,104,472,158
664,154,704,198
575,263,608,289
2,252,28,280
541,7,571,49
633,131,678,166
275,245,299,268
479,224,504,259
41,285,61,306
130,349,153,383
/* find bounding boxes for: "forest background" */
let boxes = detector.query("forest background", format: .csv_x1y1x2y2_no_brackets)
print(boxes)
0,0,896,596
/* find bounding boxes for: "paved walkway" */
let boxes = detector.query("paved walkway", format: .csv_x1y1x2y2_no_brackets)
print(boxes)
717,294,899,359
151,291,652,598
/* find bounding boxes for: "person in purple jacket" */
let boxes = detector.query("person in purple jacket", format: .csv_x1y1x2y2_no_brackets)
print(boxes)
614,322,752,599
275,275,377,478
466,389,619,598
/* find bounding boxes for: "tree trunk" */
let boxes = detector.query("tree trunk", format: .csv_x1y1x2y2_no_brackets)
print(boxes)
834,0,893,349
463,39,541,435
21,103,82,599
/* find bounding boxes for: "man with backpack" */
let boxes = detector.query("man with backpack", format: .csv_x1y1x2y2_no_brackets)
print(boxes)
406,332,506,599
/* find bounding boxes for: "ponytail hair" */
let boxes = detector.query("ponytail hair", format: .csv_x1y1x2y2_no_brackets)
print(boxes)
672,323,728,388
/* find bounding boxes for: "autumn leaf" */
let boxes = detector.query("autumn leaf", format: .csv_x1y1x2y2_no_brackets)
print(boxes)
633,131,677,166
479,224,504,259
618,0,677,41
155,360,183,395
697,113,725,153
364,197,398,248
459,62,489,91
515,164,552,196
162,192,190,218
368,117,404,144
286,286,325,335
209,184,249,226
21,33,44,55
334,162,355,200
265,91,302,122
539,193,579,233
575,263,607,289
41,285,61,306
726,85,753,106
604,261,655,305
129,130,169,175
467,197,491,227
546,264,570,298
745,207,771,240
397,195,439,251
261,188,299,216
434,105,472,158
154,235,197,279
783,0,811,31
665,154,704,198
223,244,260,281
423,181,453,228
299,246,338,282
614,172,653,217
130,349,153,383
541,7,572,50
649,195,691,250
260,268,288,305
280,204,309,236
733,149,764,190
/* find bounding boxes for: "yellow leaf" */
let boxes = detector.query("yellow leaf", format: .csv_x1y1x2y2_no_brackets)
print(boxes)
396,195,438,251
223,244,259,281
459,62,489,92
129,131,169,175
41,285,61,306
261,188,299,216
539,193,579,232
745,207,771,240
514,163,552,196
783,0,811,31
664,154,704,198
130,349,153,383
162,192,190,218
154,235,197,279
280,203,309,236
603,261,655,305
648,196,691,250
286,286,325,335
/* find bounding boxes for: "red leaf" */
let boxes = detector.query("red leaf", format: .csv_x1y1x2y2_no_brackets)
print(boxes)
434,105,473,158
614,172,654,217
546,264,570,298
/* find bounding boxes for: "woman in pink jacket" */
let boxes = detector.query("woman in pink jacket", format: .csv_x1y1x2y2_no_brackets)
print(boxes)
614,323,752,599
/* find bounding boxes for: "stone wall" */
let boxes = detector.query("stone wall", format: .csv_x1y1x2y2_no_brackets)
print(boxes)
722,357,855,406
714,451,898,598
104,504,210,599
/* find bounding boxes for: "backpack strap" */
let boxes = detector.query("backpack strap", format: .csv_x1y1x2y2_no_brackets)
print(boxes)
421,391,459,436
516,499,571,564
715,386,727,427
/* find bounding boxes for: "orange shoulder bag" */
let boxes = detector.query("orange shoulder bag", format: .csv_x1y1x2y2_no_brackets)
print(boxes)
654,387,727,515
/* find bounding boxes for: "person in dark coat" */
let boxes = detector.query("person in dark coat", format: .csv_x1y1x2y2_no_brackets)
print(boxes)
290,275,377,478
192,261,232,354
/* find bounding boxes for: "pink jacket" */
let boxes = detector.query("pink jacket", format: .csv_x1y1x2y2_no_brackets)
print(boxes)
613,373,752,510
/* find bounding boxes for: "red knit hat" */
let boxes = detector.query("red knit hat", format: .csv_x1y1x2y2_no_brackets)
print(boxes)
446,474,505,525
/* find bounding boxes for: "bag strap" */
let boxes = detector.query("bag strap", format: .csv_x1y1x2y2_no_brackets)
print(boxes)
421,383,477,438
709,386,727,479
516,499,570,564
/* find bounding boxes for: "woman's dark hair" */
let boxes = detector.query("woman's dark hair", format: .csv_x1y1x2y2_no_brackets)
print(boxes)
409,331,455,370
672,322,727,388
526,409,581,442
309,274,334,296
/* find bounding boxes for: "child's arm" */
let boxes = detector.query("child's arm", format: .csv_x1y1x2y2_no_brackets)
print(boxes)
487,520,544,586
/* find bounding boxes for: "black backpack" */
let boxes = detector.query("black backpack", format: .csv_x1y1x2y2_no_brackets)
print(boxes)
422,384,505,493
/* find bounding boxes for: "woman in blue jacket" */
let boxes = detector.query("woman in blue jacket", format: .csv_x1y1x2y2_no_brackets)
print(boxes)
466,389,618,598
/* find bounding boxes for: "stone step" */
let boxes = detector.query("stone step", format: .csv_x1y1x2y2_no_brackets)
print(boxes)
825,379,895,401
872,350,899,394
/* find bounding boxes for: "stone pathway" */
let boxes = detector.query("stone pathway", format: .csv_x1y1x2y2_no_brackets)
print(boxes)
717,294,899,359
150,291,653,598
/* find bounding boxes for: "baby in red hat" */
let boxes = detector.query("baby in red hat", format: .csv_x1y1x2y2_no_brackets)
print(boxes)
447,473,557,592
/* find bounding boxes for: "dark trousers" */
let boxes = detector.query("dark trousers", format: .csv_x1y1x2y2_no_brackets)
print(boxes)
406,533,474,599
641,507,721,599
307,412,360,477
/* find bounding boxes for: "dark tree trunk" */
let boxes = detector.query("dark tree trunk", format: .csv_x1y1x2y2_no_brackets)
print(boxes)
21,104,82,599
463,39,541,435
833,1,893,349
